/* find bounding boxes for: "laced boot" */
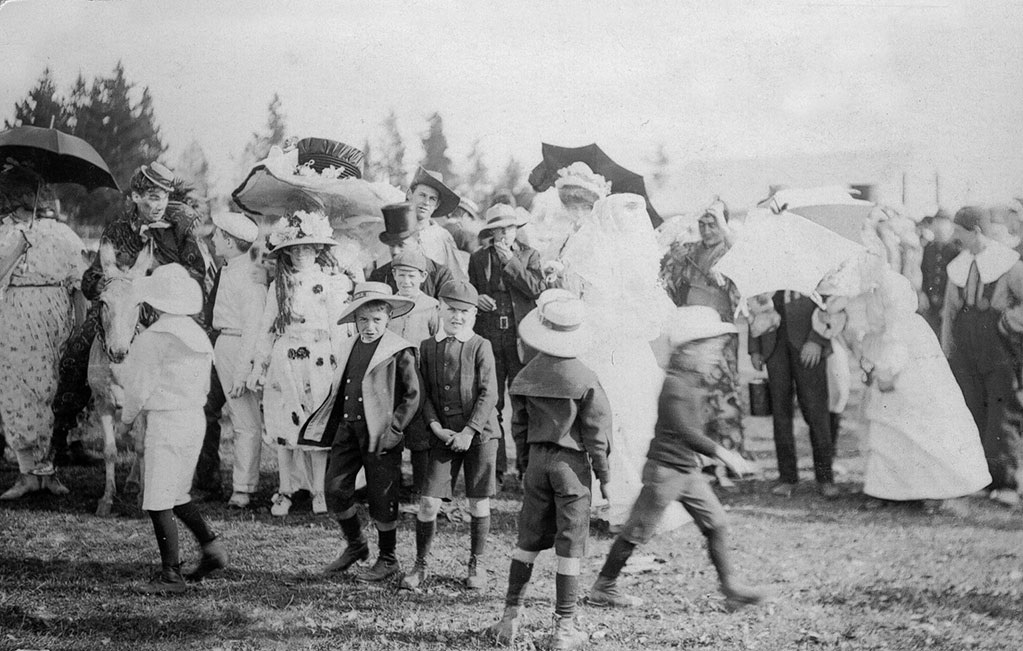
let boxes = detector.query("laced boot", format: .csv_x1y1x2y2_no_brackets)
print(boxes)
184,539,228,581
466,554,488,590
1,474,41,500
551,613,588,650
400,558,428,590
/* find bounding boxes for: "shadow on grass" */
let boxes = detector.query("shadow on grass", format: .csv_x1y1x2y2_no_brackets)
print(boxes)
830,582,1023,621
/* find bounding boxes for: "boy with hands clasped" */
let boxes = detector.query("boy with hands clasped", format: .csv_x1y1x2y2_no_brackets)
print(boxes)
401,279,499,591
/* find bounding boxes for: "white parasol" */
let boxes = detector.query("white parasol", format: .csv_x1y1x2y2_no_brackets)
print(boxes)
713,209,865,305
768,186,874,244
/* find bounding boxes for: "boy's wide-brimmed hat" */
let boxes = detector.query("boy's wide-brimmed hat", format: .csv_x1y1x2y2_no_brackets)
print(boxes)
337,281,415,324
668,306,738,346
483,203,530,230
296,138,364,179
212,211,259,243
518,289,592,358
379,202,418,245
135,263,203,315
265,210,336,256
410,167,459,218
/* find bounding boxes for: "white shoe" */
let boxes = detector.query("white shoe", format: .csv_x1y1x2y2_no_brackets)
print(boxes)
227,492,250,508
312,492,327,514
270,492,293,517
990,489,1020,508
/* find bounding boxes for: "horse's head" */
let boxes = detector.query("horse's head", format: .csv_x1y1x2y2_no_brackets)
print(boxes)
98,243,153,364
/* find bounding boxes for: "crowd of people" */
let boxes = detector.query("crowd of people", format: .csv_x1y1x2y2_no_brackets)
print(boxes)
1,135,1021,649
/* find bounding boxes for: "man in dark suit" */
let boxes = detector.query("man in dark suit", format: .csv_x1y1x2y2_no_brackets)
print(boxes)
370,202,454,299
749,291,837,498
468,205,547,483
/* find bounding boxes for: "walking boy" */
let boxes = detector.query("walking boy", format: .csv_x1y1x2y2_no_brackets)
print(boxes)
299,282,420,582
587,306,765,611
401,280,499,591
487,290,611,650
208,211,267,508
116,264,227,593
386,249,441,496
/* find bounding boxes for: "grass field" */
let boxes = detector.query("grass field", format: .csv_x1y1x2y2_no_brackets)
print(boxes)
3,451,1022,651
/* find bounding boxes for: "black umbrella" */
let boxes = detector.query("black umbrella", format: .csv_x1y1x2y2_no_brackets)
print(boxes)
527,142,662,227
0,125,119,191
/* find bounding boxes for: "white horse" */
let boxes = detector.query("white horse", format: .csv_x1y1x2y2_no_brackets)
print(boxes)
87,243,152,517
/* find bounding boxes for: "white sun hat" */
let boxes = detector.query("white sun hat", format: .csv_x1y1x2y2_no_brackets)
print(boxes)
212,211,259,243
518,289,592,358
136,263,203,315
668,305,738,346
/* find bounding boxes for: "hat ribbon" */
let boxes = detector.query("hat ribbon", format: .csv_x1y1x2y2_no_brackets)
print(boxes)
352,289,388,301
539,315,580,333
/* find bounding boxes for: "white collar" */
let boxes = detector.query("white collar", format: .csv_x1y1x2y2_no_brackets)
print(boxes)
947,241,1020,287
224,252,250,269
146,315,213,355
435,328,475,343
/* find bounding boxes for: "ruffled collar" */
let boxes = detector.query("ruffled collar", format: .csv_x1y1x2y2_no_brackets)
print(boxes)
946,242,1020,287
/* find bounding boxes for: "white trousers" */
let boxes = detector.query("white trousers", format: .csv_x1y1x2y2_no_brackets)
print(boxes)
143,409,204,511
277,447,328,497
215,335,264,493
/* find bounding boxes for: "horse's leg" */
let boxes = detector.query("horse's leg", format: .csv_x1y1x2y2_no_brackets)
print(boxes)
96,407,117,517
128,413,146,512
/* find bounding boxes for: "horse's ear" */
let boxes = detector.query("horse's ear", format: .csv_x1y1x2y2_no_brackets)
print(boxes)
130,245,154,278
99,243,117,275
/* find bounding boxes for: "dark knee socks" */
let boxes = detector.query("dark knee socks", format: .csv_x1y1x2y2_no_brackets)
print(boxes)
173,501,216,545
598,536,637,580
339,514,366,546
415,519,436,562
505,558,534,607
378,527,397,562
148,509,179,569
706,528,733,588
470,515,490,557
555,573,579,619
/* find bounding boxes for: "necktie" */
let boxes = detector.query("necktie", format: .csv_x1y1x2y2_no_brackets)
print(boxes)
204,266,223,328
965,261,980,307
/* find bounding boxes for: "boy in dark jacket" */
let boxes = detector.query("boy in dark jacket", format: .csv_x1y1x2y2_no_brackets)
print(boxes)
401,280,499,591
487,290,611,651
587,306,765,611
298,282,420,583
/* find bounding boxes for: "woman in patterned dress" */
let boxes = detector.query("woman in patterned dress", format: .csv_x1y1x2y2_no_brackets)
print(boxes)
0,164,86,500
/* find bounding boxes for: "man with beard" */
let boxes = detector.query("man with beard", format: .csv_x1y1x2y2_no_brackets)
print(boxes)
51,163,208,467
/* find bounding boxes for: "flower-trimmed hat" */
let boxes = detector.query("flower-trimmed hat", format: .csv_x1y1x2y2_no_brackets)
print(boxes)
265,210,336,256
409,167,460,218
517,289,592,358
337,281,415,324
553,162,611,200
296,138,364,179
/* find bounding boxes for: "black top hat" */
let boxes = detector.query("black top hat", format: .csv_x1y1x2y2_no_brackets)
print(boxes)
409,167,459,218
297,138,364,178
379,202,418,246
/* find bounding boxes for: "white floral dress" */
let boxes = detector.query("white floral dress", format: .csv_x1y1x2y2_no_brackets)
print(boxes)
0,217,86,473
253,267,352,449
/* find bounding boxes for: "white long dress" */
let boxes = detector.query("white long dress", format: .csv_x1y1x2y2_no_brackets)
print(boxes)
852,272,990,500
559,194,690,530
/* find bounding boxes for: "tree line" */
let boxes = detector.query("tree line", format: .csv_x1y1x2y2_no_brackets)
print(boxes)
5,64,548,228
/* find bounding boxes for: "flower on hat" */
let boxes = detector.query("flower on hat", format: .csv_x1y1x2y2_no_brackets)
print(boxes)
266,210,333,250
554,162,611,198
296,160,345,180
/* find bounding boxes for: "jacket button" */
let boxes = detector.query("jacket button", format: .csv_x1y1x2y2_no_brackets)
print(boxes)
343,413,348,418
358,397,363,402
444,384,451,390
443,406,450,412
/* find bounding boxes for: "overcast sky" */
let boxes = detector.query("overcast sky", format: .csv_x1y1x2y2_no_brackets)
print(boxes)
1,0,1022,210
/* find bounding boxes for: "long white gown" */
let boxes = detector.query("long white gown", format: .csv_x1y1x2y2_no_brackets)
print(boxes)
559,194,690,530
850,271,991,500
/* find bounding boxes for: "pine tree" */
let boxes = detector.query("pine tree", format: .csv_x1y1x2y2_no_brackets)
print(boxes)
175,140,212,200
237,93,287,177
377,109,406,186
3,67,69,130
462,137,491,202
361,138,375,181
647,143,671,189
420,111,454,183
499,157,524,194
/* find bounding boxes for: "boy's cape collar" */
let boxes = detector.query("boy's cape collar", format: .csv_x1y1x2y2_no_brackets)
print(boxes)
511,354,600,400
146,315,213,355
947,242,1019,287
337,329,415,381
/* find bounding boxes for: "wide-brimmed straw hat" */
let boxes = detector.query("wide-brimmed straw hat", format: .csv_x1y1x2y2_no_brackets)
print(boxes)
265,210,336,256
483,204,530,230
518,289,592,358
135,263,203,315
337,281,415,324
212,211,259,243
668,306,738,345
410,167,459,218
